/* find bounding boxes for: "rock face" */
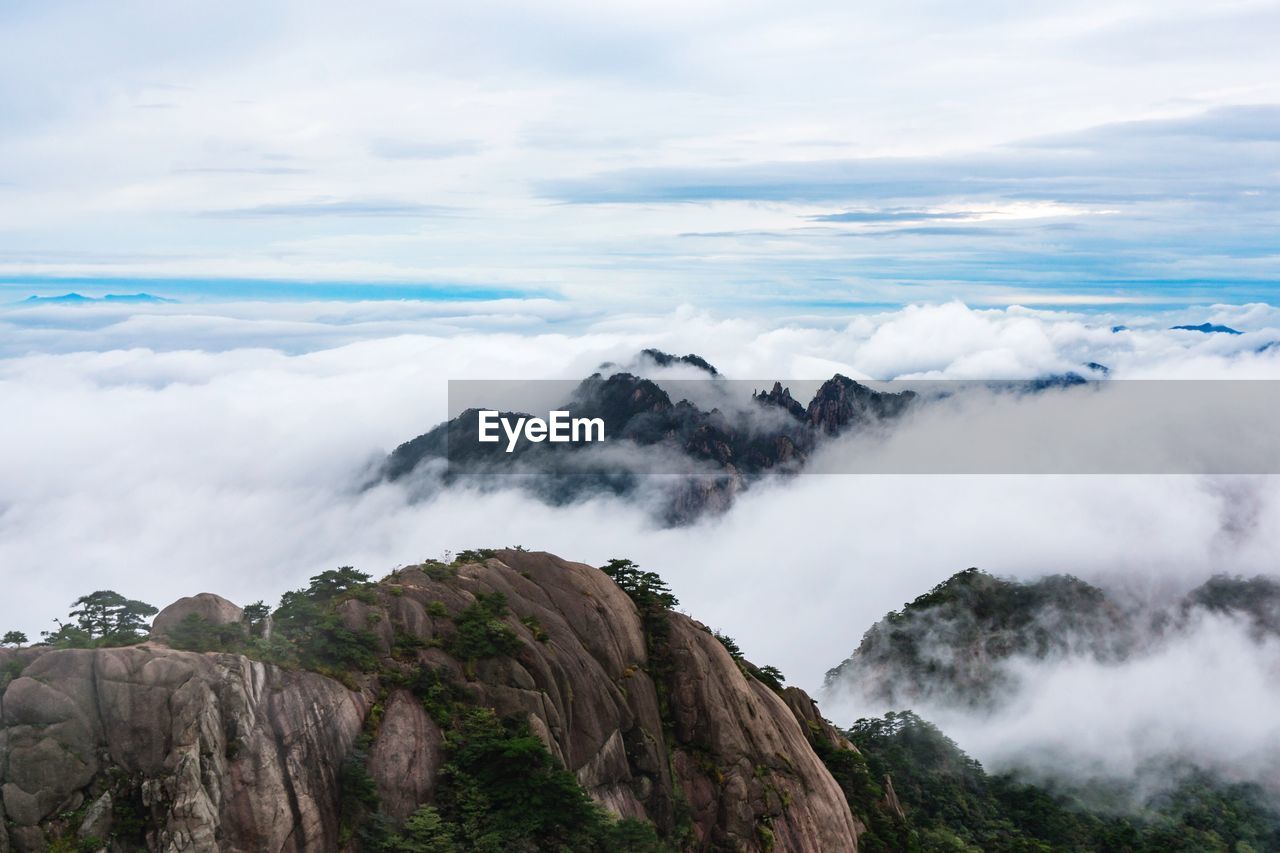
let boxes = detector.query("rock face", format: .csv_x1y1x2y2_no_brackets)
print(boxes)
0,646,368,852
663,617,862,850
805,375,914,436
366,690,444,822
149,593,245,639
1,551,862,852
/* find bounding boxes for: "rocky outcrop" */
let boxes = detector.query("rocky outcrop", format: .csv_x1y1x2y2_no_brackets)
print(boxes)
805,375,915,436
754,382,807,421
781,686,857,754
149,593,244,639
2,551,862,852
367,690,444,823
0,646,368,852
663,617,862,850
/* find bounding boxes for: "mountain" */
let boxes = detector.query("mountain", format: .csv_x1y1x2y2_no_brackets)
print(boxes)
8,560,1278,851
1170,322,1243,335
17,293,175,305
823,569,1137,709
634,349,721,376
824,569,1280,710
1180,573,1280,639
377,355,916,524
819,571,1280,851
0,550,864,852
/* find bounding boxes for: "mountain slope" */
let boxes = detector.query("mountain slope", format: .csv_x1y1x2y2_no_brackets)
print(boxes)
824,569,1280,711
0,550,863,852
844,711,1280,853
823,569,1136,709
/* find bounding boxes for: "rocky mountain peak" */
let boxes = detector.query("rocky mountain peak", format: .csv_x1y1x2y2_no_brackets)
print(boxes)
0,550,865,852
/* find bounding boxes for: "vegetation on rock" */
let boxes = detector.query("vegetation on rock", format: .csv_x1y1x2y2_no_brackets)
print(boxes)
838,710,1280,852
39,589,158,648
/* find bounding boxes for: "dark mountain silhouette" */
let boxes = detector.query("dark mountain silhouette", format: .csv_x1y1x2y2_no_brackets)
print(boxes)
1171,322,1242,334
377,359,916,524
18,292,175,305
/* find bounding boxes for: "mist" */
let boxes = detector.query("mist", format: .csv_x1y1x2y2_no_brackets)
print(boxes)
824,603,1280,801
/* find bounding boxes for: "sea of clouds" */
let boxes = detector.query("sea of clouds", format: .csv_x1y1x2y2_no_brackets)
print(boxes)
3,297,1280,791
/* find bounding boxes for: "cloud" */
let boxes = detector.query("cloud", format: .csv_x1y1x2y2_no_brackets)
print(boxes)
542,106,1280,206
201,199,455,218
173,166,310,175
808,209,983,223
369,139,484,160
3,302,1280,695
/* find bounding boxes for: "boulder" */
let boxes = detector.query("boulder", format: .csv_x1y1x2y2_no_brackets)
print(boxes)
150,593,244,640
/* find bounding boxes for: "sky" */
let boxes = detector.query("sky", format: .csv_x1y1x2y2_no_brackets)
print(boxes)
2,0,1279,308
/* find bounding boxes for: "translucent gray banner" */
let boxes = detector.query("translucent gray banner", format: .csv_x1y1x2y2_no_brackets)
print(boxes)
437,377,1280,475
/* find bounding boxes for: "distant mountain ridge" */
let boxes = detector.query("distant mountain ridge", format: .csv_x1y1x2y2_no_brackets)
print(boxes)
16,292,175,305
1170,322,1242,334
824,568,1280,709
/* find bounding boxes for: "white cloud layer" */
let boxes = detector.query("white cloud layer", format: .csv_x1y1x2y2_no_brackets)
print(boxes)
3,302,1279,689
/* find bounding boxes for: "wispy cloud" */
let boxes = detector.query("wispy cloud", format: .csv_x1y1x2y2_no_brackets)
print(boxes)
809,209,984,223
174,165,310,175
369,138,483,160
541,106,1280,206
201,199,454,218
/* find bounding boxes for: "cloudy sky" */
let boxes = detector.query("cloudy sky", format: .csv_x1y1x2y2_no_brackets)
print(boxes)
2,0,1279,308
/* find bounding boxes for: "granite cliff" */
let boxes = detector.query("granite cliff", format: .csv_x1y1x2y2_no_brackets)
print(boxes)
1,550,865,852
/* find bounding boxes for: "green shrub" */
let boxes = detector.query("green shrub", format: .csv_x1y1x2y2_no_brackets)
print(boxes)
446,593,521,661
713,630,742,659
437,708,615,850
600,559,677,611
388,806,458,852
166,614,247,653
452,548,497,565
263,567,381,673
1,658,27,691
420,562,457,581
520,615,549,642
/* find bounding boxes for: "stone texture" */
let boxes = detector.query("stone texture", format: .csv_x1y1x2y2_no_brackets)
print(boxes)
663,616,863,851
367,690,444,823
782,685,859,753
78,790,113,841
1,646,367,852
